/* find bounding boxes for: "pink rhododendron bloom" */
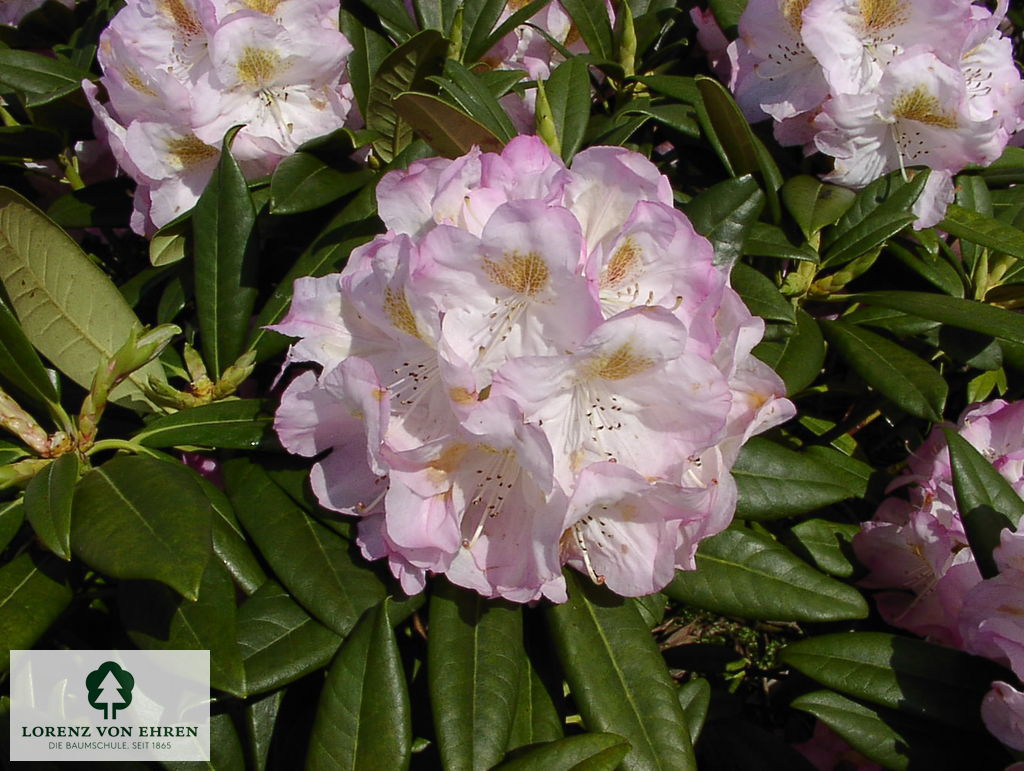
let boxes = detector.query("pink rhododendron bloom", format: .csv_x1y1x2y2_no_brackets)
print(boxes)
697,0,1024,228
87,0,357,234
982,681,1024,752
273,136,794,602
1,0,74,26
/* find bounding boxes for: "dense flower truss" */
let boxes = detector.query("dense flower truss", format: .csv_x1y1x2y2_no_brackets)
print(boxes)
854,400,1024,750
85,0,355,234
273,136,794,603
697,0,1024,227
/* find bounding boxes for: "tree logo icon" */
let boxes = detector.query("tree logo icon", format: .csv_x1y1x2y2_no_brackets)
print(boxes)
86,661,135,719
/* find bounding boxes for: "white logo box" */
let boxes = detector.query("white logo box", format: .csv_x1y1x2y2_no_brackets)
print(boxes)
10,649,210,762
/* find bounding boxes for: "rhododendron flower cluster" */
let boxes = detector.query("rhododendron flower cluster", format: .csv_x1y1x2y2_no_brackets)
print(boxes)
695,0,1024,226
86,0,356,234
854,399,1024,750
272,135,794,603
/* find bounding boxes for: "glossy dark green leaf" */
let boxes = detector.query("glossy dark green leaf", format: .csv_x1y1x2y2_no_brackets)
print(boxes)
782,175,857,240
0,498,24,552
681,175,764,268
135,399,273,450
695,76,783,220
791,690,1011,771
849,290,1024,345
340,9,391,117
0,296,59,409
434,59,518,142
0,552,71,671
0,188,166,410
224,458,385,636
367,30,449,163
393,92,504,158
244,689,285,771
308,600,411,771
23,452,78,560
269,154,376,215
542,57,591,161
940,203,1024,261
462,0,512,62
730,262,795,323
820,319,946,421
560,0,614,61
0,49,90,104
677,678,711,744
621,101,700,139
193,127,259,379
360,0,417,36
120,560,246,696
547,572,696,771
753,309,825,395
70,455,213,600
781,632,1005,729
743,222,818,263
237,580,342,695
496,733,630,771
782,518,860,578
732,438,870,520
823,169,928,267
414,0,459,32
428,579,525,771
195,475,266,596
707,0,745,29
944,428,1024,578
888,241,965,297
664,526,867,622
506,654,563,753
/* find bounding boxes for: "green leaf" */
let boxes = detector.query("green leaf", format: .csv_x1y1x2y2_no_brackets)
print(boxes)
414,0,459,33
849,290,1024,345
308,600,411,770
753,309,825,395
0,552,71,671
543,57,591,161
194,476,266,596
944,428,1024,578
340,9,392,117
224,458,385,636
434,59,519,142
820,319,947,421
243,689,285,771
23,452,78,561
547,571,696,771
782,518,861,578
782,175,857,240
367,29,449,163
120,560,246,696
360,0,417,37
695,76,783,221
677,678,711,744
0,296,59,409
823,169,929,267
743,222,819,263
237,580,342,695
730,263,795,323
940,202,1024,260
393,92,504,158
620,101,700,139
462,0,512,62
781,632,1007,730
428,579,525,771
791,690,1011,771
559,0,614,61
496,733,630,771
681,175,765,268
70,455,213,600
135,399,273,450
149,222,188,267
506,654,563,753
193,127,259,379
707,0,745,30
732,438,870,520
664,526,868,622
0,49,90,104
269,154,376,215
0,498,24,552
0,188,166,410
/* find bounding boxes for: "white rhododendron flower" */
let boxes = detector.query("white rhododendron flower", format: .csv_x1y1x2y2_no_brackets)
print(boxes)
697,0,1024,227
87,0,356,234
273,136,794,603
